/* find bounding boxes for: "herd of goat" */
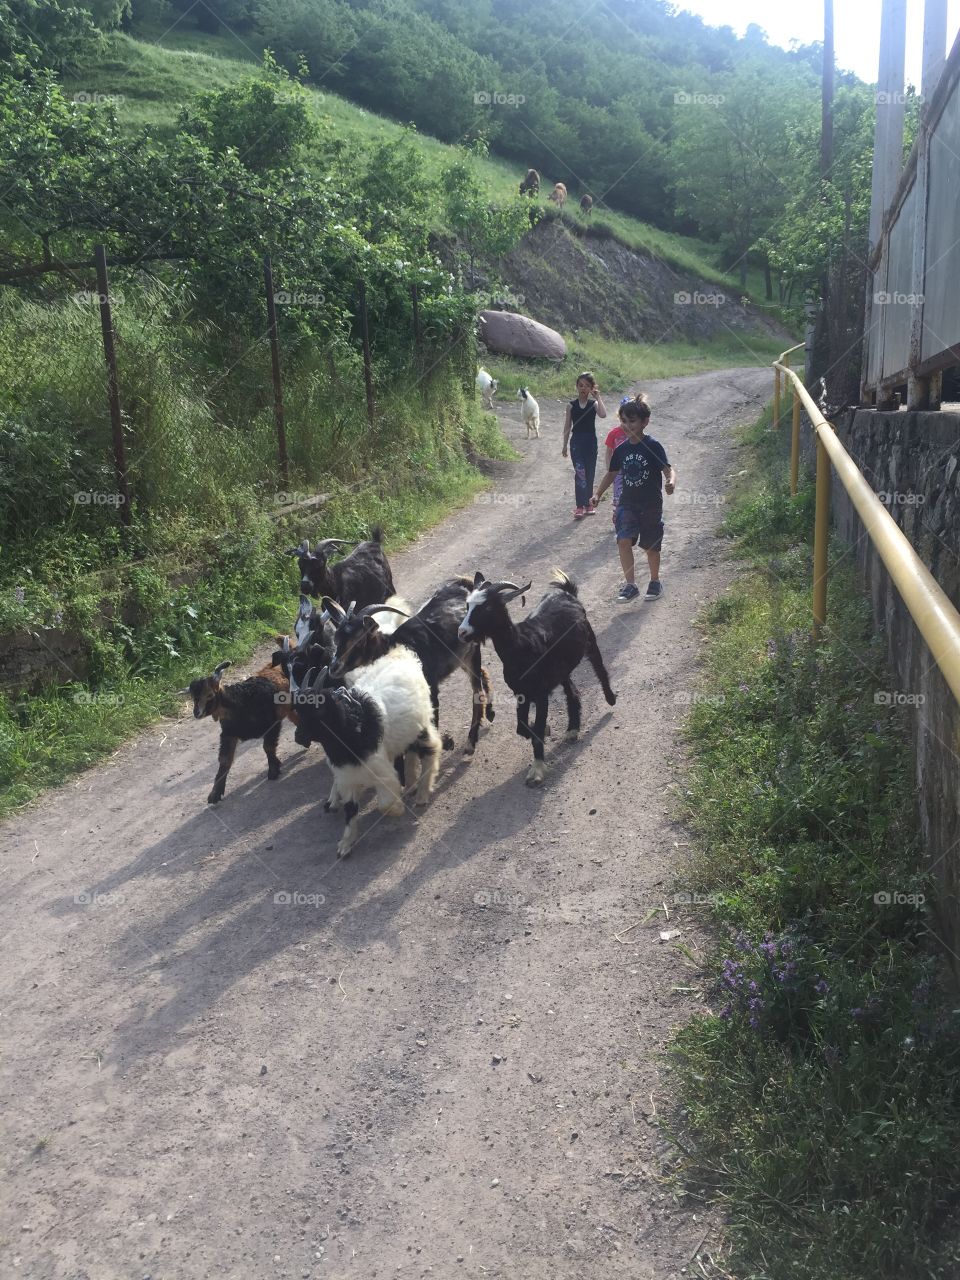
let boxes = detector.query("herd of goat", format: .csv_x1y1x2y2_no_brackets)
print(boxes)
518,168,593,217
182,529,616,857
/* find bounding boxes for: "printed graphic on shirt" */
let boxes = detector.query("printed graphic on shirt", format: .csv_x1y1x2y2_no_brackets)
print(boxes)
609,434,669,508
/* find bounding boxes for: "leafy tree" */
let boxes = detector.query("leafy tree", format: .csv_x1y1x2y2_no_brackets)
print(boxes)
439,148,530,282
671,61,819,285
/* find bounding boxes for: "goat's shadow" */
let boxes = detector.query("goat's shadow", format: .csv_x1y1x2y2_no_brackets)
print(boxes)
102,697,616,1065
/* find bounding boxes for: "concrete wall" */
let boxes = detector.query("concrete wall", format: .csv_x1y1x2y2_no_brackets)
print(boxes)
805,408,960,960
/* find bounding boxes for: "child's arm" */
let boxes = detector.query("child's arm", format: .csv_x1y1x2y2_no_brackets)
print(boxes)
593,469,616,504
561,404,572,457
593,389,607,419
663,464,676,495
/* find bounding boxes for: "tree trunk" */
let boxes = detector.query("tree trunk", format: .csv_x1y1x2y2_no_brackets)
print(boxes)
763,258,773,300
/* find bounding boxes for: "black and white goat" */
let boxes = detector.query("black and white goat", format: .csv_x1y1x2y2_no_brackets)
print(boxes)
292,652,442,857
457,569,616,785
325,578,494,755
181,657,296,804
288,526,395,609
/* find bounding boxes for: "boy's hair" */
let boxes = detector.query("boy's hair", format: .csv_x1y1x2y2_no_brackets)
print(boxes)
619,392,651,422
575,371,597,387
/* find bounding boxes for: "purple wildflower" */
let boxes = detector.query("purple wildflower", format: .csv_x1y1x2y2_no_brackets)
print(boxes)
814,978,830,996
718,1005,732,1020
14,586,25,605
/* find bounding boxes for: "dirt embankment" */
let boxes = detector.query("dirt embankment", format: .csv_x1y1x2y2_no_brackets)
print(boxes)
499,217,789,346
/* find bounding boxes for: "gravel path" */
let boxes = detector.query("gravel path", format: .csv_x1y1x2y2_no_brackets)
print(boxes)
1,366,770,1280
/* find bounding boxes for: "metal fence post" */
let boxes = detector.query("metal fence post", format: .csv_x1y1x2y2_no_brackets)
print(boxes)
358,279,375,426
774,365,781,429
263,255,289,487
790,385,801,497
93,245,132,525
813,431,831,639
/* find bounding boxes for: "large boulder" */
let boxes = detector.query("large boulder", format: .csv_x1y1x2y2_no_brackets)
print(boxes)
478,309,566,359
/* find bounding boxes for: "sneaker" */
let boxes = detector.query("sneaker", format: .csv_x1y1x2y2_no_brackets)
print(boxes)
644,580,663,601
617,582,640,601
584,503,597,515
573,506,586,519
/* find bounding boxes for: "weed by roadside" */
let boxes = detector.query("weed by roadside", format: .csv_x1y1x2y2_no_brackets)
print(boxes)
669,407,960,1279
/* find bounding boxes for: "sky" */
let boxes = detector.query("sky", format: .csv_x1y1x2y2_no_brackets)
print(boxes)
673,0,960,85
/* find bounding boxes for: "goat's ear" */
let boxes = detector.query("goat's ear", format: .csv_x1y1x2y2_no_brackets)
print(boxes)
473,570,485,588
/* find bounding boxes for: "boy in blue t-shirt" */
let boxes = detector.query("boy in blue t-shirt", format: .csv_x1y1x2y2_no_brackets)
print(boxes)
592,394,675,601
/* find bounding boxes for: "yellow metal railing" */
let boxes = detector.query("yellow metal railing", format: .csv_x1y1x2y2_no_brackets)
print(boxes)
773,348,960,700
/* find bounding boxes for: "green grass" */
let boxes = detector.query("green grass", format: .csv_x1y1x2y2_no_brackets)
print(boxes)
62,30,760,295
484,330,787,400
667,406,960,1278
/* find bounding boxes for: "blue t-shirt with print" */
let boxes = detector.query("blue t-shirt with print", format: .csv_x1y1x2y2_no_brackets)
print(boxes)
608,434,669,510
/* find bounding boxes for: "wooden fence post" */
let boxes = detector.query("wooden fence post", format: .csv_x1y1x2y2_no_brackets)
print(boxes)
263,255,290,487
358,279,375,426
93,245,131,525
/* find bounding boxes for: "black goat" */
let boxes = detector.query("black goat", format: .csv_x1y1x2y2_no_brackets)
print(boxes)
180,658,295,804
327,577,495,755
457,569,616,785
288,526,394,609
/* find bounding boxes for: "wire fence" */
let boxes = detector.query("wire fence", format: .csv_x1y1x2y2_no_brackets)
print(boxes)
0,247,474,549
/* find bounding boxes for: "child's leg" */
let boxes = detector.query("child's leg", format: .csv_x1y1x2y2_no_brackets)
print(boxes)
645,548,661,582
584,437,598,501
570,436,589,507
617,538,636,583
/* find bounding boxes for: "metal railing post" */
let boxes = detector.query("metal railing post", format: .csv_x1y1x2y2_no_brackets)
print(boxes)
790,385,801,497
813,433,831,639
774,365,781,428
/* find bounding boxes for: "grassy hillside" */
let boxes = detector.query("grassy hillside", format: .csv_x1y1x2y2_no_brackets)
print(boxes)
63,30,742,292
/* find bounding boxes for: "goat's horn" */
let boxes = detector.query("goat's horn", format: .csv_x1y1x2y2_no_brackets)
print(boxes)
346,600,357,619
495,581,533,602
282,635,291,652
176,686,191,696
212,660,232,679
488,580,523,593
323,597,346,621
355,603,408,620
314,538,352,552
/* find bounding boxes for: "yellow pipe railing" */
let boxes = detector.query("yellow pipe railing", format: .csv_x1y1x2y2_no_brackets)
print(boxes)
773,347,960,701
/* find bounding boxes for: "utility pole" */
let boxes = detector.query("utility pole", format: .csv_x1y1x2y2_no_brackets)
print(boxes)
868,0,907,251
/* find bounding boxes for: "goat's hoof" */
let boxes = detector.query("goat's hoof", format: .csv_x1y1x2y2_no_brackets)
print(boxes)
525,763,547,787
462,743,476,759
324,800,340,814
441,732,455,751
207,791,223,805
267,764,281,780
485,708,495,722
336,845,353,859
384,802,404,818
414,793,432,808
564,729,580,743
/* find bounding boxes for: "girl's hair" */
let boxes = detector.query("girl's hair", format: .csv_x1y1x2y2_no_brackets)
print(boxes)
619,392,651,422
575,371,597,388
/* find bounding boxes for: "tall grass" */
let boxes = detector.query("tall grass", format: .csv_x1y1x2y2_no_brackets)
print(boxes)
668,407,960,1279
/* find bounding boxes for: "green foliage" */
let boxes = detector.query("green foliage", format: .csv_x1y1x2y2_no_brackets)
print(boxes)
439,149,531,277
669,411,960,1278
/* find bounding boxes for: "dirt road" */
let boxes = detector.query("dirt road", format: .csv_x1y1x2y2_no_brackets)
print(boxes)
1,366,770,1280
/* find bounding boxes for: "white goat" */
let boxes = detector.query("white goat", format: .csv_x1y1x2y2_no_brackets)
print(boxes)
517,387,540,438
293,649,441,858
476,368,498,410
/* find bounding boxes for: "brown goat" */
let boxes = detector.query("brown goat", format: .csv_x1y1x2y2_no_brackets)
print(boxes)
579,193,594,217
519,167,540,196
181,654,297,804
548,182,567,209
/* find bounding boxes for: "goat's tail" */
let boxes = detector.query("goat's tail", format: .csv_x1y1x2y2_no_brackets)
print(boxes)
585,628,616,706
369,525,385,544
549,568,578,597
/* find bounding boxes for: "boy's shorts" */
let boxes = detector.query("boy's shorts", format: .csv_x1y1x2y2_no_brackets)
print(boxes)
615,504,664,551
